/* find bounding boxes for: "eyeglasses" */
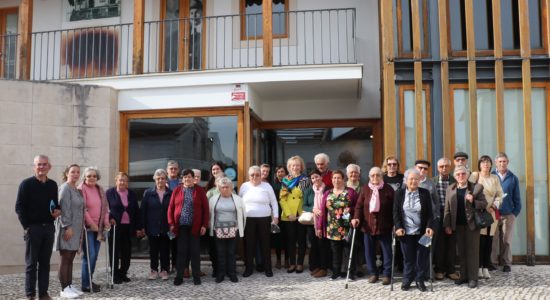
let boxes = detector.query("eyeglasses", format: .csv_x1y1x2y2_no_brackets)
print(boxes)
416,166,429,170
369,174,382,178
249,174,261,177
387,163,398,166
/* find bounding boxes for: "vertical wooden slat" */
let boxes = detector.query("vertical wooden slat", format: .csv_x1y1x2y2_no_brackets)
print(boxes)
177,0,186,71
262,0,273,67
243,102,251,185
119,112,129,173
546,0,550,55
17,0,32,80
519,0,535,266
411,0,424,159
133,0,145,75
381,0,397,157
492,0,505,152
464,0,478,163
237,108,246,189
438,0,452,160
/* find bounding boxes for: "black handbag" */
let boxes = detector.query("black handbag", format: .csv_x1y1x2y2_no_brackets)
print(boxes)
474,209,494,229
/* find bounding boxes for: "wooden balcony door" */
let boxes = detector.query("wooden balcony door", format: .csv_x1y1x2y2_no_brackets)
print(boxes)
0,7,17,79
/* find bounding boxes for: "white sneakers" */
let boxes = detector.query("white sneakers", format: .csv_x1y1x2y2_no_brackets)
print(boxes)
160,270,169,280
478,268,483,278
482,268,491,279
60,286,80,299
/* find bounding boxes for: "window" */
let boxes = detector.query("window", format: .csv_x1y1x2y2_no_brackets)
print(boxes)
0,7,17,79
395,0,429,57
398,85,432,168
240,0,288,40
447,0,547,55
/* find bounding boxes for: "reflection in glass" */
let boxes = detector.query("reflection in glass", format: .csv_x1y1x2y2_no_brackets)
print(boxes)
477,89,497,158
532,88,548,255
453,89,471,159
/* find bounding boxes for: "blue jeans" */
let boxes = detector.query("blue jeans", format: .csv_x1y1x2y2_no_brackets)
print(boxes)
364,232,392,277
81,231,101,288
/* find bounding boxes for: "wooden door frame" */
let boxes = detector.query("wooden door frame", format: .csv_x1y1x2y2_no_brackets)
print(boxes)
0,7,18,78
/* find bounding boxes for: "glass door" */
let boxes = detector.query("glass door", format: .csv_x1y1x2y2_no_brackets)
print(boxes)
0,8,17,79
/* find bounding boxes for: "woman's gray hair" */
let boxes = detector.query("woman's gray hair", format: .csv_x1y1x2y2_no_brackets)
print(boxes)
346,163,361,174
153,168,168,180
314,153,330,164
216,177,234,189
369,166,382,177
403,168,420,183
82,166,101,181
248,165,261,175
453,165,470,176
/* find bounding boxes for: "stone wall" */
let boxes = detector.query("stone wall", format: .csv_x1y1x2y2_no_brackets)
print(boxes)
0,80,118,271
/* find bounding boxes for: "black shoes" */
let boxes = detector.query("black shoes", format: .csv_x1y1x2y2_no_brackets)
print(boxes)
121,276,131,282
265,271,273,277
488,265,497,271
243,269,253,277
401,282,411,291
416,281,427,292
230,275,238,283
215,276,224,283
256,264,264,272
173,277,183,286
455,279,468,285
503,265,511,272
468,280,478,288
329,273,340,280
113,277,123,284
82,282,101,293
193,277,201,285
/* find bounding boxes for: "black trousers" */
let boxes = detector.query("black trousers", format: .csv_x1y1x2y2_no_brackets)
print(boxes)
176,226,201,279
282,221,307,266
307,226,329,270
108,224,132,278
400,234,429,284
203,235,218,274
170,239,177,268
215,237,237,278
244,217,272,272
434,219,457,275
148,235,170,272
330,239,355,276
479,234,493,268
25,223,55,298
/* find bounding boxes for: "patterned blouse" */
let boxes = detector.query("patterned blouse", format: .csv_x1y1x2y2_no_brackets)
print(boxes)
326,190,354,241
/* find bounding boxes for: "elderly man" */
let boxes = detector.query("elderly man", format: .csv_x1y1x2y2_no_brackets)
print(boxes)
383,155,404,191
453,152,469,168
167,160,181,190
491,152,521,273
314,153,333,188
15,155,61,300
431,158,459,280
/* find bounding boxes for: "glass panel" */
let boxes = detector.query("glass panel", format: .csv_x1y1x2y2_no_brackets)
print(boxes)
421,90,428,159
501,0,519,50
164,0,180,71
261,127,373,184
529,0,542,49
404,90,417,168
3,13,18,79
473,0,491,50
449,0,464,51
453,89,471,158
477,89,497,159
273,1,286,35
504,89,526,255
189,0,204,70
532,88,548,255
245,0,286,38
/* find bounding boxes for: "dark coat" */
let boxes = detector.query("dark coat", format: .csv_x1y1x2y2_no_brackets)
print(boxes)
393,187,433,234
106,187,143,232
443,181,487,231
354,183,394,235
141,187,172,236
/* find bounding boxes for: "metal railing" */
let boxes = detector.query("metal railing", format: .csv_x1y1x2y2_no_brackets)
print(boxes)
30,23,133,80
0,33,18,80
24,8,356,80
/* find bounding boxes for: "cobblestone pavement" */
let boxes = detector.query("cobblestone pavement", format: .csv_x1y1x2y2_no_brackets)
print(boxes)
2,260,550,300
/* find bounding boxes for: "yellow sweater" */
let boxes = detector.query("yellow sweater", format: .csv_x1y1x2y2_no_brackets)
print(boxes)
279,186,304,221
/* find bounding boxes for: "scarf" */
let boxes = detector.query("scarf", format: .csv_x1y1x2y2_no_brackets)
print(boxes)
312,183,325,229
282,174,305,189
368,181,384,213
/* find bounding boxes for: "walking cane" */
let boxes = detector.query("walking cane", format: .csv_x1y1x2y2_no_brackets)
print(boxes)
390,231,396,291
344,227,357,289
104,228,113,289
111,224,116,287
429,244,434,292
83,226,94,293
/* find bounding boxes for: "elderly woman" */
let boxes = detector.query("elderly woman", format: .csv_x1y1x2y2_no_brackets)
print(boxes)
351,167,394,285
168,169,209,286
106,172,143,284
393,168,433,292
444,165,487,288
303,169,329,277
346,163,365,277
239,165,279,277
141,169,173,281
320,170,358,281
56,164,85,298
209,177,246,283
470,156,504,279
78,167,110,293
279,156,311,273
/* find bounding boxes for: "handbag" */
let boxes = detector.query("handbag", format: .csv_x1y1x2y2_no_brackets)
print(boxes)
474,209,494,229
215,226,237,239
298,212,314,225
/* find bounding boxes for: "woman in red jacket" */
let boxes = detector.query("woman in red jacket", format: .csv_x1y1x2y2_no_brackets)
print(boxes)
168,169,209,286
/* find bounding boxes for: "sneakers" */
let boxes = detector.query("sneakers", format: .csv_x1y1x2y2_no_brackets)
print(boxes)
329,273,340,280
68,286,84,296
478,268,484,278
482,268,491,279
149,270,158,280
160,271,169,280
59,286,79,299
81,282,100,293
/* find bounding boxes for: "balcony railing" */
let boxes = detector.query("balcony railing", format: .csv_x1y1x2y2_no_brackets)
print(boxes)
25,8,356,81
0,33,18,80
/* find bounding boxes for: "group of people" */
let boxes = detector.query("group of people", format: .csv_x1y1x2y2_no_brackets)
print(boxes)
15,150,521,299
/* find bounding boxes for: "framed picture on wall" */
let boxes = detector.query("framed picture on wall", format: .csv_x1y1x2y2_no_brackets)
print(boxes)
64,0,121,22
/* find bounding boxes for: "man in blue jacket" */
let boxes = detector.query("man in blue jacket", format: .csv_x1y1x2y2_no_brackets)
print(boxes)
491,152,521,273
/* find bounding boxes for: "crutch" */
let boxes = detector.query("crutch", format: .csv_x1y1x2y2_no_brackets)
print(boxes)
111,224,116,286
104,228,113,289
344,227,357,289
429,244,433,292
390,231,396,291
83,226,94,293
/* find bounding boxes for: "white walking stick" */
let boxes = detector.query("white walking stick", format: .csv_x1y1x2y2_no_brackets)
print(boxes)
344,227,357,289
83,226,94,293
111,224,116,286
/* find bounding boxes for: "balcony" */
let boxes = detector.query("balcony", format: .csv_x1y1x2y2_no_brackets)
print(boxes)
17,8,356,81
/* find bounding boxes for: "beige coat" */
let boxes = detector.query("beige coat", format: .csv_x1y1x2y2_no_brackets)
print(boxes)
469,172,504,236
443,181,487,231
